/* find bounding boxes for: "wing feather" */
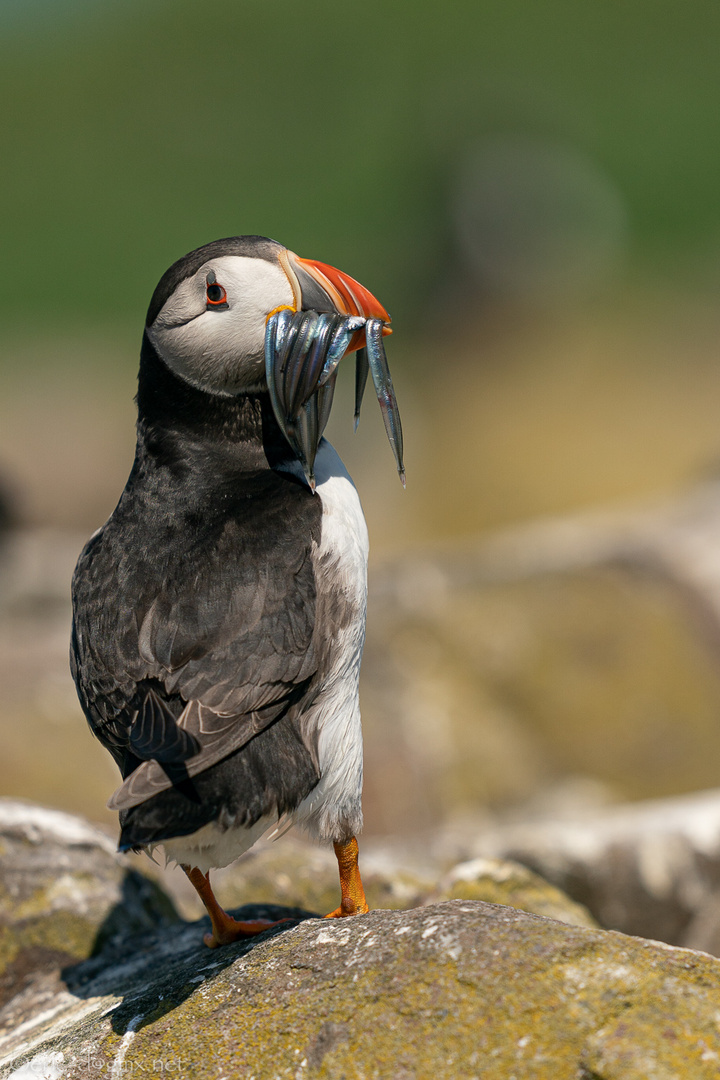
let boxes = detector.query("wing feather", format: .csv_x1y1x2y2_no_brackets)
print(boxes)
108,685,310,810
71,467,322,810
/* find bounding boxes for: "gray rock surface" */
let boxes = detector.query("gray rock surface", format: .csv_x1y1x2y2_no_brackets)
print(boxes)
3,900,720,1079
361,480,720,833
3,802,720,1077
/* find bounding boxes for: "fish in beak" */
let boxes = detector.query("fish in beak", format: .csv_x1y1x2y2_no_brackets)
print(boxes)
266,251,404,491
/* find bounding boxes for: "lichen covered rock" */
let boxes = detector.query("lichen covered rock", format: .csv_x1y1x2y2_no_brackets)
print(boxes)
0,799,179,1006
3,901,720,1079
445,787,720,949
432,855,597,928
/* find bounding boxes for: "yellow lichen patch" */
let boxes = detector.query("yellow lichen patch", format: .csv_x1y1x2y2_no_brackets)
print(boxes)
433,857,597,928
0,909,98,978
0,924,20,975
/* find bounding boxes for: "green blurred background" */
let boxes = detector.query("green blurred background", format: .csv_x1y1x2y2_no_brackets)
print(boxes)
3,0,720,833
2,0,720,541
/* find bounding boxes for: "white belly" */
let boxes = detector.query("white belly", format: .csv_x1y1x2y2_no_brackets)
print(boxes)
159,815,273,873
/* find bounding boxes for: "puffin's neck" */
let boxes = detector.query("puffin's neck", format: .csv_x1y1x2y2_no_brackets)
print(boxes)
135,333,292,473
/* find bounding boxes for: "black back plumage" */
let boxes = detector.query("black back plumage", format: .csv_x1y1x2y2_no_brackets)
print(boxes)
71,333,324,848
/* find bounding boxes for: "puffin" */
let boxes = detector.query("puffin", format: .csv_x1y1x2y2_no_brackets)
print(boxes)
70,236,403,946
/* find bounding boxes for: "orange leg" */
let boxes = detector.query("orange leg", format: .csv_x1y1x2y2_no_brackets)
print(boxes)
324,836,369,918
182,865,289,948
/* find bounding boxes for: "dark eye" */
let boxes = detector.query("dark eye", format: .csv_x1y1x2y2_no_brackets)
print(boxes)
206,283,227,307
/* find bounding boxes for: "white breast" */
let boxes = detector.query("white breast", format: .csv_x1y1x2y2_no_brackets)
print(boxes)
279,439,369,844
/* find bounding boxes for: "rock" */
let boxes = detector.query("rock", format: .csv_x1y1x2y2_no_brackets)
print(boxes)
0,799,179,1006
430,787,720,950
3,901,720,1077
149,833,595,931
0,528,118,824
432,856,597,928
362,552,720,836
683,891,720,957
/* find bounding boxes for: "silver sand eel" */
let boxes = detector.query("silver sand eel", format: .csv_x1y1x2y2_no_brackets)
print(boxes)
265,310,405,491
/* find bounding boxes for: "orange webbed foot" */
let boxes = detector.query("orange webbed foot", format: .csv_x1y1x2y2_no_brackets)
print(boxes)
324,837,369,919
202,913,291,948
182,864,290,948
324,897,370,919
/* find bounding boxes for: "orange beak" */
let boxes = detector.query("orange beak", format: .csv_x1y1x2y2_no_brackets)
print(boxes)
280,250,392,354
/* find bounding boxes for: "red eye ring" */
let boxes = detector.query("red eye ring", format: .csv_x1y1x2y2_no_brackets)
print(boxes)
206,283,227,307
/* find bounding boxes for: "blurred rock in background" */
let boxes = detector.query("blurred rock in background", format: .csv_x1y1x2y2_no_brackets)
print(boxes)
362,479,720,834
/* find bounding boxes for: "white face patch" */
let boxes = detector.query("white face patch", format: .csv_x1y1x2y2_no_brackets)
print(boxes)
147,255,294,395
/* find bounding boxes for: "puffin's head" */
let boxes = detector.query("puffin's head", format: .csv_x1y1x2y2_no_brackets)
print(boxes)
145,235,403,488
145,235,390,396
